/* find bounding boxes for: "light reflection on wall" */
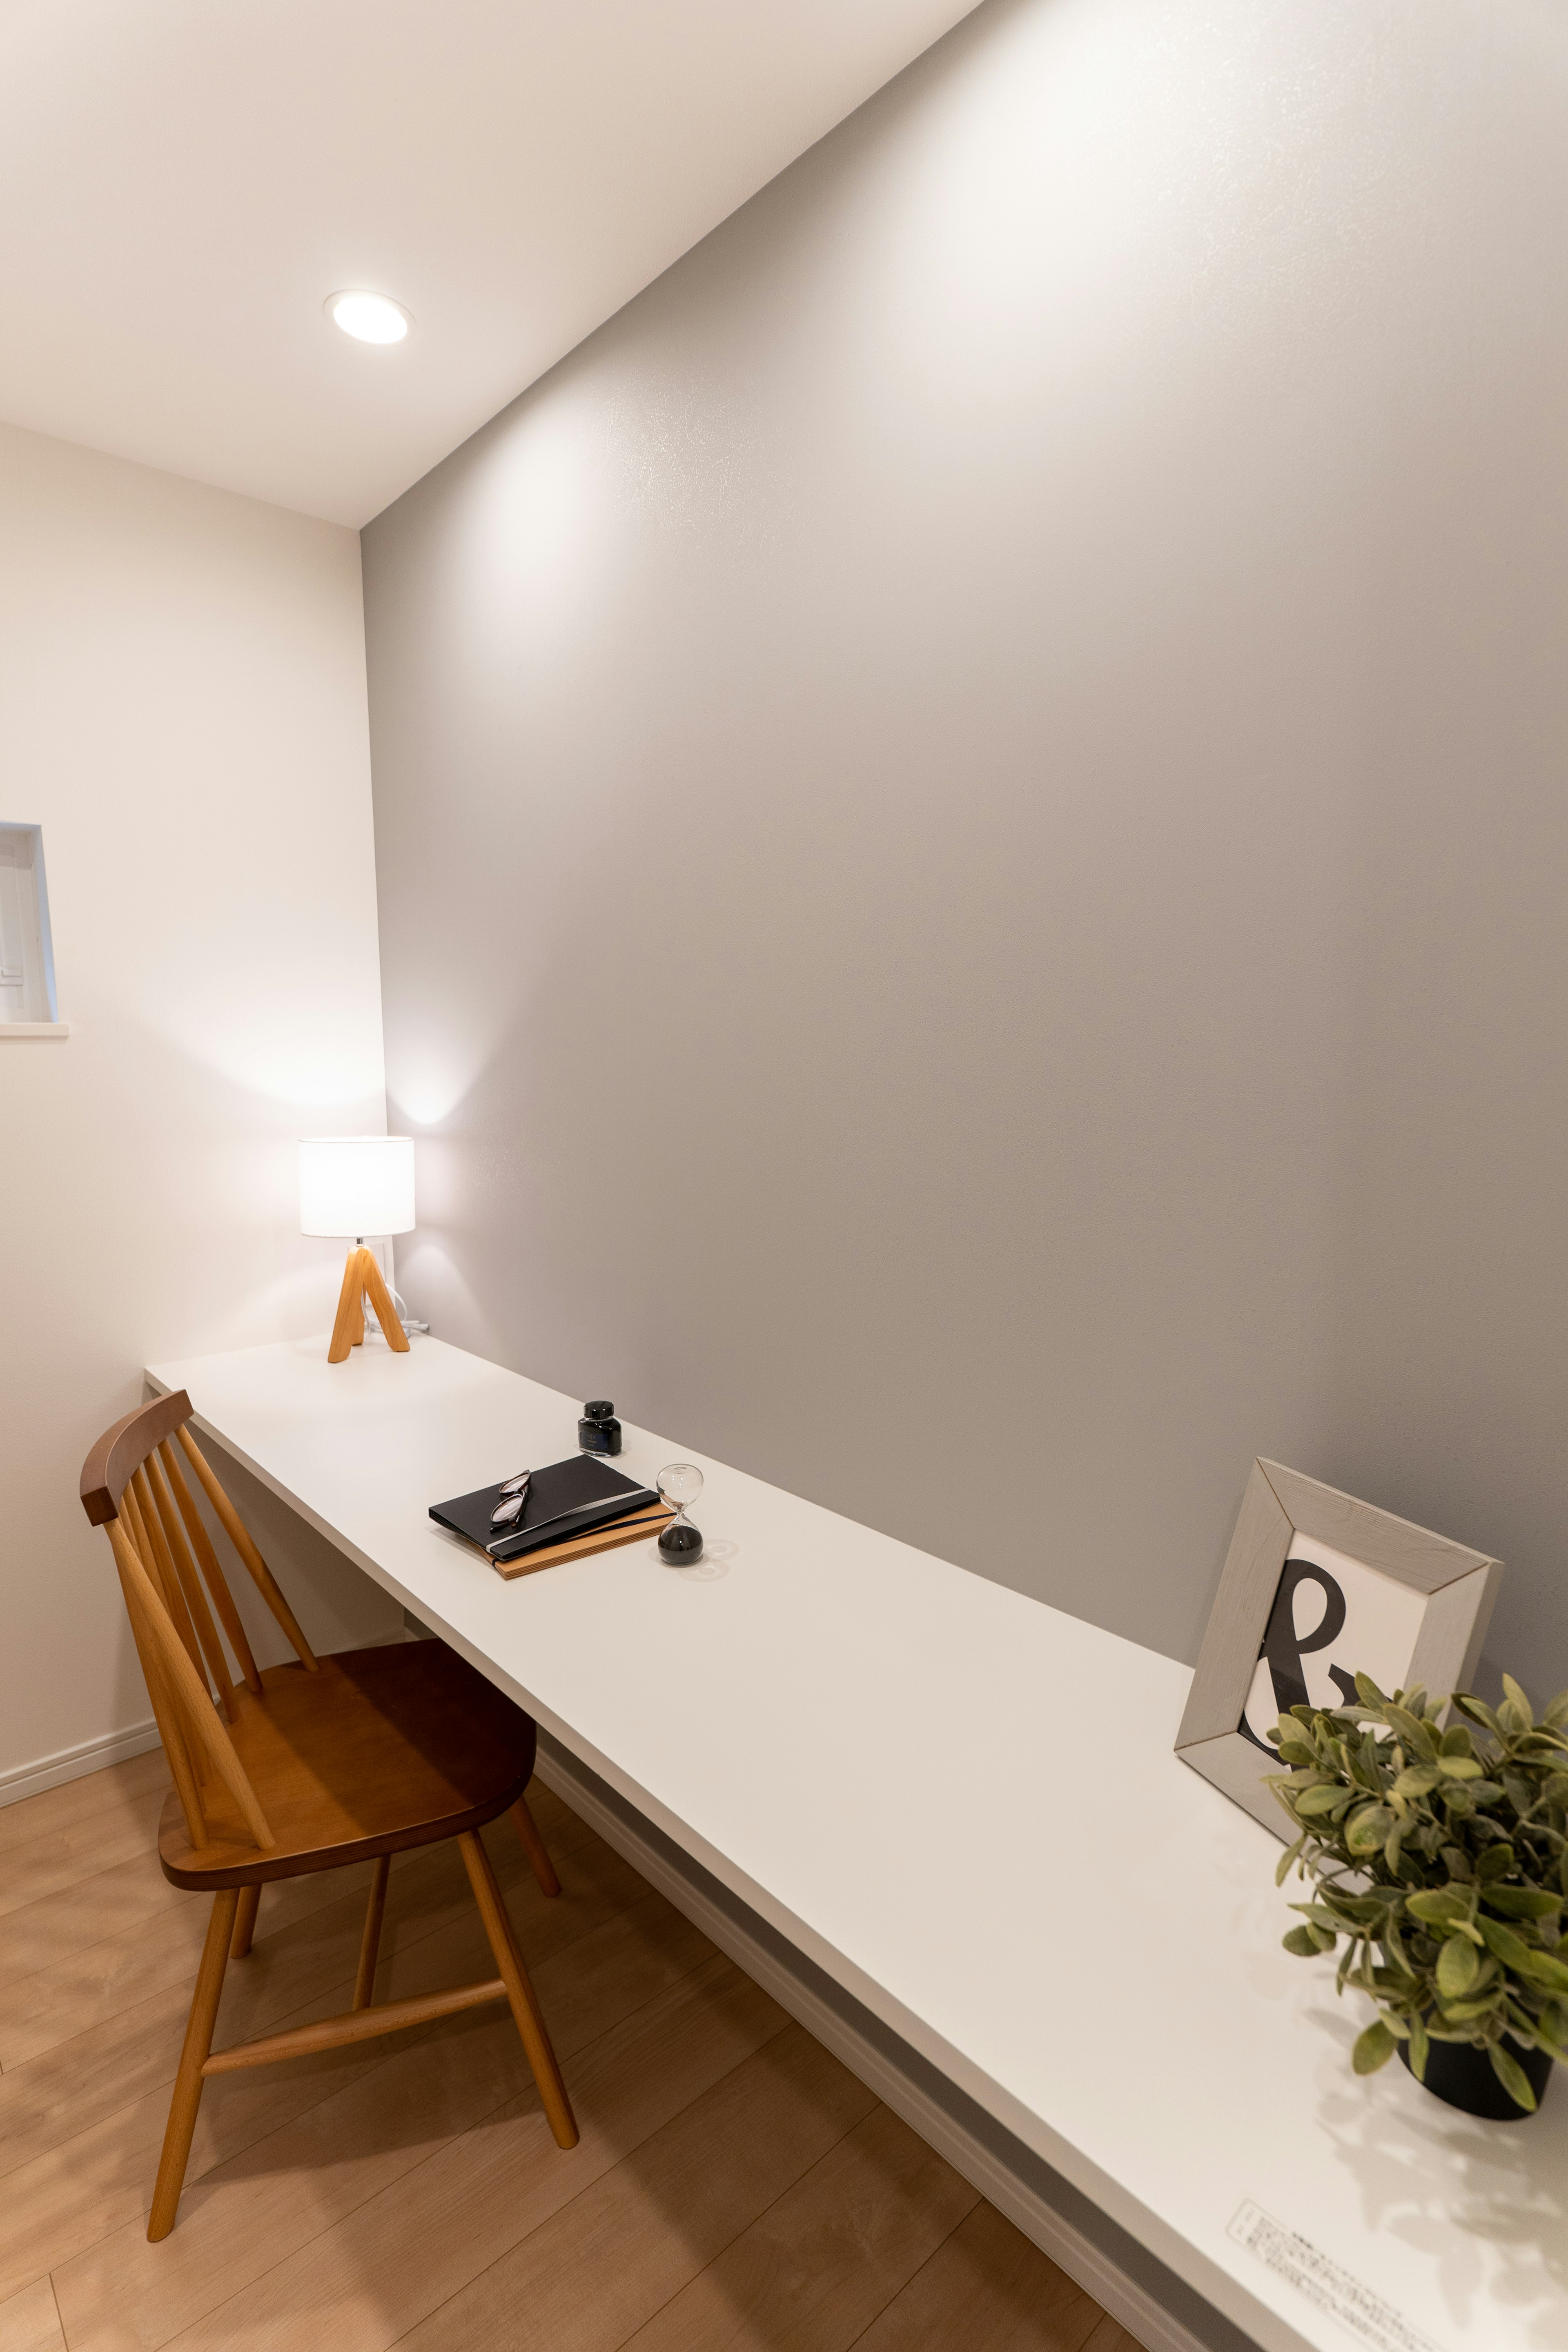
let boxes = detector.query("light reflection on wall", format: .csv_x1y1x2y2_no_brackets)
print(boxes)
134,984,386,1111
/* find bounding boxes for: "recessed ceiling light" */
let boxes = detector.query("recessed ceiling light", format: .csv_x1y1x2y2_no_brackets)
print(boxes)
326,290,413,345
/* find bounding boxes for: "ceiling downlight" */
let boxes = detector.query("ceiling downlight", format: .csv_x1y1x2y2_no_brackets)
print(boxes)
327,291,413,345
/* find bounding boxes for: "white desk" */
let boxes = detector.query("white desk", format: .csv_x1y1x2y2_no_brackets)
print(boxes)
145,1335,1568,2352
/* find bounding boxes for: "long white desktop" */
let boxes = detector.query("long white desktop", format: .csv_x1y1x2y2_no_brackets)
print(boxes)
144,1334,1567,2352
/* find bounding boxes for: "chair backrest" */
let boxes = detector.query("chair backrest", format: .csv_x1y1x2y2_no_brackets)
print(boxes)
79,1391,321,1855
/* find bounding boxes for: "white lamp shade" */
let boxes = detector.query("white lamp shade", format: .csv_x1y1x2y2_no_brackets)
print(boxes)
299,1136,416,1238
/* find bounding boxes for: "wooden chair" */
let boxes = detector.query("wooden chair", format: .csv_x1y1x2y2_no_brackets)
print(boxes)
78,1388,578,2240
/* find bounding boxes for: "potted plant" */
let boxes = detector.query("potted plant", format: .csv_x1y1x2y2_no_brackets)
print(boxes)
1268,1672,1568,2118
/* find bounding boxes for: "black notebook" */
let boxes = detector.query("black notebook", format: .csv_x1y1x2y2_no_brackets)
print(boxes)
430,1454,661,1565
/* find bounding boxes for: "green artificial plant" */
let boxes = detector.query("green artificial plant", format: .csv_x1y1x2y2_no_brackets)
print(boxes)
1268,1671,1568,2111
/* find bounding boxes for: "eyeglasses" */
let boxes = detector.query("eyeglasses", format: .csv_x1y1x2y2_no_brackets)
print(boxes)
490,1469,531,1528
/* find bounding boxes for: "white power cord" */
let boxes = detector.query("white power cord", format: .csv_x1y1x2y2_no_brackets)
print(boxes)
362,1287,429,1339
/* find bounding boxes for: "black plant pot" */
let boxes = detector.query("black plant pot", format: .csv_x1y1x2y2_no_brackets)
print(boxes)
1399,2033,1553,2122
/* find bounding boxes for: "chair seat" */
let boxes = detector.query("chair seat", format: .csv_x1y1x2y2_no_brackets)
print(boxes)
158,1642,537,1888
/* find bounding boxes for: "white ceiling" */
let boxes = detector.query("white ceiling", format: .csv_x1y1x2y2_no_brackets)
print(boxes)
0,0,978,527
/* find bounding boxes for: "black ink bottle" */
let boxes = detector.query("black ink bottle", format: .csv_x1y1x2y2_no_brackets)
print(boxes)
579,1400,622,1457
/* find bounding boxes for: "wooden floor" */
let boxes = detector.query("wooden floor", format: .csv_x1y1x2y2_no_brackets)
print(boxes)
0,1747,1142,2352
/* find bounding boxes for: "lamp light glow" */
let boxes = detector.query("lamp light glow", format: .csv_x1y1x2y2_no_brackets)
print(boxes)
327,290,413,345
300,1136,416,1238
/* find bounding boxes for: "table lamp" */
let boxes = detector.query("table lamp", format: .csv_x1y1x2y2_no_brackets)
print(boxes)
299,1136,416,1365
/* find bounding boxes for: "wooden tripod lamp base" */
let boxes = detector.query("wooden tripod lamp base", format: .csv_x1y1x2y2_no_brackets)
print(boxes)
328,1245,412,1365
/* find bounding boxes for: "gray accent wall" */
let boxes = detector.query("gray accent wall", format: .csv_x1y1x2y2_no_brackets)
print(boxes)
363,0,1568,1689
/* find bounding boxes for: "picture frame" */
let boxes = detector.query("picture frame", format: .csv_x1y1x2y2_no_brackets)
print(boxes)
1175,1459,1503,1839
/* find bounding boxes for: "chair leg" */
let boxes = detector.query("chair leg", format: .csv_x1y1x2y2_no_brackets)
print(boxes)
230,1883,261,1958
457,1831,578,2149
354,1854,392,2011
149,1888,239,2240
512,1792,561,1898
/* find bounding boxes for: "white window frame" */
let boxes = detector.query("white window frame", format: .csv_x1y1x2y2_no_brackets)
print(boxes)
0,822,66,1035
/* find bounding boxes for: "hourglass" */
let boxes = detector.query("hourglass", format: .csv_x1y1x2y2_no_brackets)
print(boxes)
657,1462,704,1563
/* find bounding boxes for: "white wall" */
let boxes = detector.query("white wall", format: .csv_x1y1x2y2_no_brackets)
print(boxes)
0,420,399,1795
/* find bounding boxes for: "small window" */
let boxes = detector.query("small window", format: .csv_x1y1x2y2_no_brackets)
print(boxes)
0,824,61,1027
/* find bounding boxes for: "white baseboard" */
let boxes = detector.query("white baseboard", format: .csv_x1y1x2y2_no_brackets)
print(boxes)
533,1741,1230,2352
0,1717,162,1808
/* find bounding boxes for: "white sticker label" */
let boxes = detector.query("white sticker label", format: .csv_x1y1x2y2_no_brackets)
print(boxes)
1228,2202,1447,2352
